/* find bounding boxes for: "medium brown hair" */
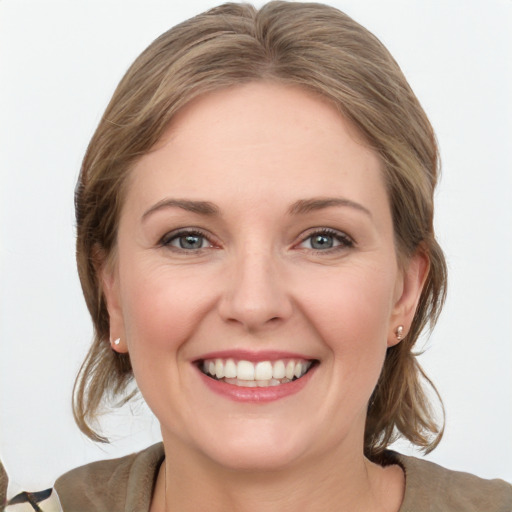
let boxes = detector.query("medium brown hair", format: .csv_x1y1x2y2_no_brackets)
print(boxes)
74,1,447,458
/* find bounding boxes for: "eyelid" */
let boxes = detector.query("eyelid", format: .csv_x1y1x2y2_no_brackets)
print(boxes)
295,227,355,251
159,227,217,249
158,226,353,252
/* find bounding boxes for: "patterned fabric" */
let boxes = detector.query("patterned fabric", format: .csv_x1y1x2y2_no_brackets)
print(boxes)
4,489,62,512
0,461,7,511
0,457,62,512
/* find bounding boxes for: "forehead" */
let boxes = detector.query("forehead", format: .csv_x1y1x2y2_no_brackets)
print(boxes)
126,82,388,216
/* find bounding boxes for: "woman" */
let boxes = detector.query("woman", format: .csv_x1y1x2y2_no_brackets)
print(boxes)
3,1,511,511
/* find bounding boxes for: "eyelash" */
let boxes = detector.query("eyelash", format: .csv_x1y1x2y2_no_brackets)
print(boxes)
297,228,354,253
159,228,214,252
159,227,355,253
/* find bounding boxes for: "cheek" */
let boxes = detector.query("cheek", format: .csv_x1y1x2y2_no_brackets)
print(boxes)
119,262,215,356
296,264,397,350
116,262,219,419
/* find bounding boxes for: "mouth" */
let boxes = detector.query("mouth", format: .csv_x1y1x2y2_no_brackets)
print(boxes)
197,357,317,388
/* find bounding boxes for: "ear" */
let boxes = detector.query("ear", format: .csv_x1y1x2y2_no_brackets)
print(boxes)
388,247,430,347
97,248,129,354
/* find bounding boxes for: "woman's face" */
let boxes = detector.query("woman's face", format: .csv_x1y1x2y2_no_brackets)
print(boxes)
103,83,425,470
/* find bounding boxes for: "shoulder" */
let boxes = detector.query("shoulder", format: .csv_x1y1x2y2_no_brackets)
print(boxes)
392,452,512,512
54,443,164,512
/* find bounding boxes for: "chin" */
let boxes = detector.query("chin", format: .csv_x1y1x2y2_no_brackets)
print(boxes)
208,441,307,472
190,421,315,472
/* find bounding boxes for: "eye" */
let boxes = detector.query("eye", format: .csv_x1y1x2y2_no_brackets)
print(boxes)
160,229,212,251
299,229,354,251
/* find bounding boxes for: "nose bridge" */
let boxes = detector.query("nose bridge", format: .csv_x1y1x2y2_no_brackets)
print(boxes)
219,241,292,329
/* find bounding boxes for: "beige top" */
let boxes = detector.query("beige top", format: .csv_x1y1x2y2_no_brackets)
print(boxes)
54,443,512,512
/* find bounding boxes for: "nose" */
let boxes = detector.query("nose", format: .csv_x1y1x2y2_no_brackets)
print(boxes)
218,247,293,331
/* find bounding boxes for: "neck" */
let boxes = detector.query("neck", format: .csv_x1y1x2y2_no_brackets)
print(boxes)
153,435,404,512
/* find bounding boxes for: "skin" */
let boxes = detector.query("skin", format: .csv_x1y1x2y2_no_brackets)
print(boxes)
102,83,428,511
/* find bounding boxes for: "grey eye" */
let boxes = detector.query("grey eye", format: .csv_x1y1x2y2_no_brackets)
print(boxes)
162,230,211,250
176,234,205,249
298,229,353,251
310,233,334,249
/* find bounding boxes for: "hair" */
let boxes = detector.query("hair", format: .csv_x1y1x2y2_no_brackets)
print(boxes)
73,1,447,459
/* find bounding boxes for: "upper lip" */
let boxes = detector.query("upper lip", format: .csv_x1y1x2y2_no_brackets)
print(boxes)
193,349,316,363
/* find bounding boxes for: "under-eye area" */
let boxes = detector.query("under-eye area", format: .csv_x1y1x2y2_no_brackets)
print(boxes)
197,358,319,387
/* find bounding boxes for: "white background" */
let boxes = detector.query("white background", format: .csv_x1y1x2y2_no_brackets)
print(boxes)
1,0,511,493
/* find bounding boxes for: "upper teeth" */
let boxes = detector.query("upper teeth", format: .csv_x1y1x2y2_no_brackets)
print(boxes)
202,358,312,382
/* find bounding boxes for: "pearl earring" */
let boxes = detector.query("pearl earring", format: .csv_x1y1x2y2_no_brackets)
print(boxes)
111,338,121,346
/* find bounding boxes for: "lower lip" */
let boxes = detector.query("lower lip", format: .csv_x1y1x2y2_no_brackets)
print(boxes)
197,365,317,403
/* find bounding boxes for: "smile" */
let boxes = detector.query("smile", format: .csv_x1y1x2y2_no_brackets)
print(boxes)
200,358,314,388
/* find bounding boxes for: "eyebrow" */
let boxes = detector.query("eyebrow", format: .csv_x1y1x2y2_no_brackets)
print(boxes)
142,196,371,221
288,197,372,217
142,199,220,220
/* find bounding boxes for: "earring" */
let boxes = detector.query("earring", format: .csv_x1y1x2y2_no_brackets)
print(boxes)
111,337,121,346
395,325,404,341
